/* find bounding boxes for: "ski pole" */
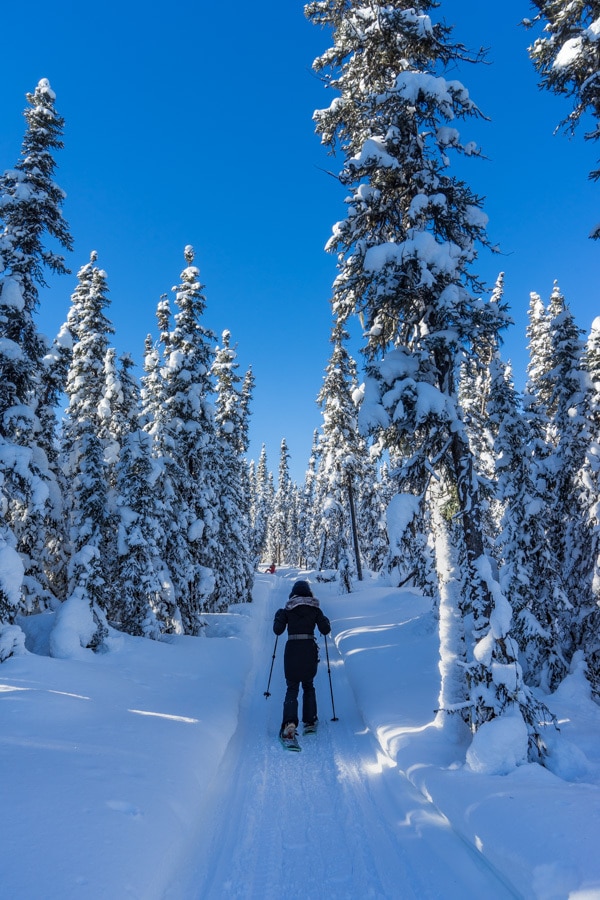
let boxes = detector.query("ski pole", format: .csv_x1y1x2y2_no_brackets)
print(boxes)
264,635,278,698
324,634,339,721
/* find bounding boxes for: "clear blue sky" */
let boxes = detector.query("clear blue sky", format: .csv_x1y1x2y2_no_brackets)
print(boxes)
1,1,597,483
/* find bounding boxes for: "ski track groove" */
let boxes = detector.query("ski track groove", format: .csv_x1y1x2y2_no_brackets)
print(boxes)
175,577,520,900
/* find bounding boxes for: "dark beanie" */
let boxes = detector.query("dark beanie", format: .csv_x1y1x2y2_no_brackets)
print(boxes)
289,580,313,599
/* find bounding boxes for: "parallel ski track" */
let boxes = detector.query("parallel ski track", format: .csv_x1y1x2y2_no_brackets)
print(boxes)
171,576,521,900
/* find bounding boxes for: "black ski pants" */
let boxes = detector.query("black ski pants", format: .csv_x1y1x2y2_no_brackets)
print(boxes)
281,639,318,729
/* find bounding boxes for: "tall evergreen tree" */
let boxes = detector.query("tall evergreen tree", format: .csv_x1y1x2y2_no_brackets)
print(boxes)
581,317,600,694
314,326,368,578
306,0,552,757
358,461,390,575
266,439,295,565
525,291,554,417
36,324,73,601
97,348,143,622
299,429,321,568
212,330,253,606
142,301,189,631
140,334,164,429
116,428,179,637
527,284,591,666
239,366,254,456
63,253,114,433
527,2,600,235
459,272,510,549
252,444,272,564
99,350,141,462
60,419,109,651
61,253,115,623
546,285,590,615
238,367,256,573
489,355,568,692
0,79,73,628
147,247,218,628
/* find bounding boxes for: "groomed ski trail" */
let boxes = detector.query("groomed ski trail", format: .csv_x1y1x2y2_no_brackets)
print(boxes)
172,573,519,900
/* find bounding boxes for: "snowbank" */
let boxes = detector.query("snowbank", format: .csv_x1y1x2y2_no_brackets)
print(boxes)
328,578,600,899
1,571,599,898
1,602,255,898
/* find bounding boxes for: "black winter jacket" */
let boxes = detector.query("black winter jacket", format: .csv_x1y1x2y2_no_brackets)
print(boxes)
273,598,331,638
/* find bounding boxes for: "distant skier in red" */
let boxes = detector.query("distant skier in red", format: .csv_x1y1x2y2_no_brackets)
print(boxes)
265,563,276,574
273,580,331,748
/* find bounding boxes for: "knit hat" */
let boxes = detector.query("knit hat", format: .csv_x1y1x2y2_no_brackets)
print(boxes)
289,580,313,599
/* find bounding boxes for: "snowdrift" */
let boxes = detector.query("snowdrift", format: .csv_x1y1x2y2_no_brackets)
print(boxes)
0,570,598,898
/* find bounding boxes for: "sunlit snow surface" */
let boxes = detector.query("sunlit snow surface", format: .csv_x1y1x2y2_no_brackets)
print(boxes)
1,569,599,898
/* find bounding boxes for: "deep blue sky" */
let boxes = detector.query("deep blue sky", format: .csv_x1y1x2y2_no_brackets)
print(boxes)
1,1,597,483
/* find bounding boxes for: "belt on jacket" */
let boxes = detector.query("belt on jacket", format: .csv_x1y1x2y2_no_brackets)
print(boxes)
287,633,315,640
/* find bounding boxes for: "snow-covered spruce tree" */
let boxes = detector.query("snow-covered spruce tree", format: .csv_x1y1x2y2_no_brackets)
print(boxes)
248,458,256,529
314,325,368,579
459,272,510,549
581,317,600,695
379,477,434,590
63,254,114,440
287,484,304,569
524,290,554,420
527,2,600,236
0,79,73,629
527,284,593,666
489,354,568,692
545,286,592,641
239,366,254,456
357,460,390,575
38,323,73,600
139,332,181,631
59,418,109,651
148,247,219,627
298,429,321,568
528,284,587,451
99,350,141,466
266,439,295,565
0,532,25,660
116,428,179,637
311,458,342,573
142,305,192,629
363,459,398,576
38,323,72,472
61,254,114,611
212,330,253,606
238,366,257,570
251,444,272,565
97,348,145,625
307,0,553,758
307,435,341,574
140,333,164,429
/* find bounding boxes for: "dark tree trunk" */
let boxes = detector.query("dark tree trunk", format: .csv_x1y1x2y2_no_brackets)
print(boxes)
347,478,363,581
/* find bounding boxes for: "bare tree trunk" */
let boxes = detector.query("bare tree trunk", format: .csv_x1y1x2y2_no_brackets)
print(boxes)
430,475,470,743
317,530,327,572
347,478,363,581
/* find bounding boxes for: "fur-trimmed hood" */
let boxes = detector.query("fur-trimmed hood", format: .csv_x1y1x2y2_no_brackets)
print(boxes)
285,595,321,611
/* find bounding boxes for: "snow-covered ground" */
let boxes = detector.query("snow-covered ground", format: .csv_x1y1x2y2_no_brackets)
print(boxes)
2,569,599,899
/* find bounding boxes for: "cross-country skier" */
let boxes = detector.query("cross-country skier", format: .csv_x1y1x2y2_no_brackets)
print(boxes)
273,580,331,748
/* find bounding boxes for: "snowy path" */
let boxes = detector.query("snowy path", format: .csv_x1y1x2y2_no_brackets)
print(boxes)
170,575,518,900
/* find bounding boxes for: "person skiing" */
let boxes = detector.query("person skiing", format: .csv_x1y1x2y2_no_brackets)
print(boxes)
273,579,331,748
